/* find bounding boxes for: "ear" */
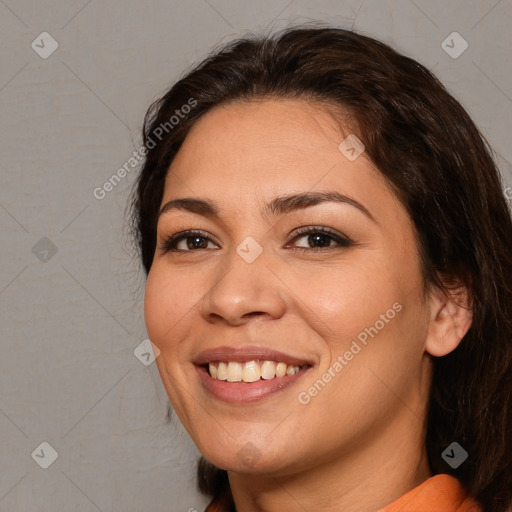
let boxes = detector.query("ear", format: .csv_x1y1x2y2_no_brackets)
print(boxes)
425,281,473,357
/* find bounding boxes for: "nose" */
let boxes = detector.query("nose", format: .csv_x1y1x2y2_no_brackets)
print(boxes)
200,246,286,326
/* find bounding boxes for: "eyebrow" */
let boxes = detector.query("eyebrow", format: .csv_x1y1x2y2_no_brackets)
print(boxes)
157,191,376,224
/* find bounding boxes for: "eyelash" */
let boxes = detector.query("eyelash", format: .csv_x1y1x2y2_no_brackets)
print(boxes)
159,225,353,253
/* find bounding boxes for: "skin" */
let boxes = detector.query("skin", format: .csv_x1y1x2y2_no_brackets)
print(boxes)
144,98,473,511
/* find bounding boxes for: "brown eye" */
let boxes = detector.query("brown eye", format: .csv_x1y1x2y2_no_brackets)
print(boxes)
289,226,353,251
160,230,219,252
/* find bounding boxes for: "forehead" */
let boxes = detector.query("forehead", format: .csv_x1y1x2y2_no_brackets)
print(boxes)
161,98,395,218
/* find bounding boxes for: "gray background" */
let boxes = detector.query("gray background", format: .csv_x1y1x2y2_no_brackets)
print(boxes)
1,1,511,511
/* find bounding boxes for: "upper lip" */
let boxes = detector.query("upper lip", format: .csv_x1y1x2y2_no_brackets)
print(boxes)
194,345,313,367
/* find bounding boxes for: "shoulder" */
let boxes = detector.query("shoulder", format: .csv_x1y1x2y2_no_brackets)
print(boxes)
379,474,482,512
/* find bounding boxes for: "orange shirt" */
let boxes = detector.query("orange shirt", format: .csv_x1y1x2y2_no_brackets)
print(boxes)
379,474,482,511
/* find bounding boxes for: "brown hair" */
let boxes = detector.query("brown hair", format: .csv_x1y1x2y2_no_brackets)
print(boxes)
128,24,512,511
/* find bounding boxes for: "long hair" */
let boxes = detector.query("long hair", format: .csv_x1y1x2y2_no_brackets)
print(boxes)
127,24,512,512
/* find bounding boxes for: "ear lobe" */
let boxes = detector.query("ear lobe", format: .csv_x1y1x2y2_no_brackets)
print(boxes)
425,284,473,358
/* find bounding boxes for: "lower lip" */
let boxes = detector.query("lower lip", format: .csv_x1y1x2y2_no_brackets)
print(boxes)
196,365,311,404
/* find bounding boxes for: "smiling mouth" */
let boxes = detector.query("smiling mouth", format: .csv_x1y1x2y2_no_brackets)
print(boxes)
194,346,314,403
205,360,312,383
195,361,313,404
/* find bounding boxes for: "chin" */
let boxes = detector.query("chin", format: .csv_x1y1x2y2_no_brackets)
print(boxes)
198,437,306,477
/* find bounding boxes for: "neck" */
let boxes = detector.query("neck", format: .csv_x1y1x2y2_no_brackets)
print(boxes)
228,407,432,512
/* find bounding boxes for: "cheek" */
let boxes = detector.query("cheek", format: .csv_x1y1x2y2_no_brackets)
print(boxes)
143,271,165,342
296,254,425,386
144,263,213,369
143,266,186,348
144,269,194,417
297,295,427,445
293,261,402,344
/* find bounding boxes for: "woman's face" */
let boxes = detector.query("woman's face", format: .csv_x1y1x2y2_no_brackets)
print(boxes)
144,99,435,476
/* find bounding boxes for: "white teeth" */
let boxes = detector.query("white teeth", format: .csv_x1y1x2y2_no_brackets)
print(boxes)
217,362,228,380
227,361,243,382
275,362,287,377
208,360,303,381
242,360,260,382
260,361,276,379
286,365,297,375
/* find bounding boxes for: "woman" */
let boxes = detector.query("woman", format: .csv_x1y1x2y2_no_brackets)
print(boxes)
128,24,512,511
